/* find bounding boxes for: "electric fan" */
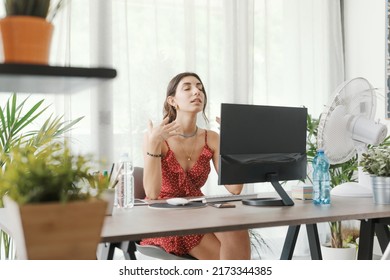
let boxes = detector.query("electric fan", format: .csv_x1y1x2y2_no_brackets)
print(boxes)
317,77,388,197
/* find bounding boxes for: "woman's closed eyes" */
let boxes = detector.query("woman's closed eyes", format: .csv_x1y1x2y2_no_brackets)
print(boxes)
182,83,203,92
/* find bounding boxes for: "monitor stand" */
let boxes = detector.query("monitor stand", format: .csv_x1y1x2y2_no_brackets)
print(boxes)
242,173,295,206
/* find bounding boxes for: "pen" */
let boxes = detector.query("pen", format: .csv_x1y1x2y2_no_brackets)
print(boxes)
111,179,119,189
108,163,115,181
111,162,124,184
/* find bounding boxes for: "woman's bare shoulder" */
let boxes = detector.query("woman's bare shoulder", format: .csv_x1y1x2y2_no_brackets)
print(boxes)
205,129,219,148
206,129,220,139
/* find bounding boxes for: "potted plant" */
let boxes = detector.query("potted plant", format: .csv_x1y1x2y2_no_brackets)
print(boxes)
360,145,390,204
0,0,65,64
0,93,85,260
0,142,108,260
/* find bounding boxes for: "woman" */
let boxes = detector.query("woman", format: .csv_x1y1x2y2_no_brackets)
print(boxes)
141,72,251,260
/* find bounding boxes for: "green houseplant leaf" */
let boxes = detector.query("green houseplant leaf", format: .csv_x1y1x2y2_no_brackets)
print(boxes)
360,143,390,177
0,94,47,158
0,93,84,166
0,143,103,204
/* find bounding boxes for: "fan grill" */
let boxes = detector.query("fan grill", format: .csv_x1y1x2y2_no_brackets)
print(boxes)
317,77,376,164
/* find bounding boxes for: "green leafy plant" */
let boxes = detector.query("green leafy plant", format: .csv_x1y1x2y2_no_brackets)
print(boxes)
360,145,390,177
0,93,83,164
0,141,109,260
4,0,65,22
0,229,13,259
0,93,83,260
0,143,107,205
342,227,360,247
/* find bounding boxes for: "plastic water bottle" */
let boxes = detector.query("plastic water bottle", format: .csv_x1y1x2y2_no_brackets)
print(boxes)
312,149,331,205
115,153,134,208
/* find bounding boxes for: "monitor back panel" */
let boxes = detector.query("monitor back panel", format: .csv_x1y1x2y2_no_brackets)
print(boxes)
218,103,307,185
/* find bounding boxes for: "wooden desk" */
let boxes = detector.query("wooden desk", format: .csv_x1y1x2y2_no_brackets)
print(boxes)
100,195,389,240
1,195,390,259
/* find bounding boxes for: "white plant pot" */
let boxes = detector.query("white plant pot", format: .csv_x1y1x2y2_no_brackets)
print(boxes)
321,243,357,260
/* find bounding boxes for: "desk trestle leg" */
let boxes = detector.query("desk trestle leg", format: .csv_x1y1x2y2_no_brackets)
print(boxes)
280,224,321,260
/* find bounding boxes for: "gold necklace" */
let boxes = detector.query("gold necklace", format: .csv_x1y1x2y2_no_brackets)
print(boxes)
179,129,198,161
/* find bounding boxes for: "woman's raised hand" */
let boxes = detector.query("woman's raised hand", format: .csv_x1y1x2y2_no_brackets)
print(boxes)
148,117,180,142
216,116,221,130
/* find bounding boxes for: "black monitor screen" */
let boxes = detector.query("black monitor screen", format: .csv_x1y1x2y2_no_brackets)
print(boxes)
218,103,307,206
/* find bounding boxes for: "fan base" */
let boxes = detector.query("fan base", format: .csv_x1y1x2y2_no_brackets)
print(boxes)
331,182,372,197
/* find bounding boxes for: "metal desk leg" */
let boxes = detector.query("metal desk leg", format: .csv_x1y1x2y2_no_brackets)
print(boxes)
98,241,138,260
280,225,300,260
375,223,390,253
122,241,138,260
98,242,118,260
306,224,322,260
357,219,375,260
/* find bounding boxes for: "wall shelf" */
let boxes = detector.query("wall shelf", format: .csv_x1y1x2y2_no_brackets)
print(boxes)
0,63,117,94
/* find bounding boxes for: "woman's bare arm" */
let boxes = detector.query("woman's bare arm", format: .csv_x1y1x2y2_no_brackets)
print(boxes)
143,118,179,199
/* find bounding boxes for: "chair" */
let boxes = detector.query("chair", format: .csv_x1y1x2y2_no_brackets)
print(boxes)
102,167,195,260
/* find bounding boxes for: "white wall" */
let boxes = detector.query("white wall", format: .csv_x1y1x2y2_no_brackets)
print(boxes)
344,0,388,123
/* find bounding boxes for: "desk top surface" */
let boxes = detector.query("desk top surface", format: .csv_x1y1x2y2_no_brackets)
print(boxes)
101,195,390,242
1,195,390,243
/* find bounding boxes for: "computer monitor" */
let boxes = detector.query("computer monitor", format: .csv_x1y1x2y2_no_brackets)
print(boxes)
218,103,307,206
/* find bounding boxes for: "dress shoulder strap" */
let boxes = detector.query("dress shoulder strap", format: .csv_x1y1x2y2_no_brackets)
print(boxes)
204,130,208,145
165,140,171,150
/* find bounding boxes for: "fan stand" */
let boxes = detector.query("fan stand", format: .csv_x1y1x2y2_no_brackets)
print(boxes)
331,165,373,197
330,182,372,197
330,141,373,197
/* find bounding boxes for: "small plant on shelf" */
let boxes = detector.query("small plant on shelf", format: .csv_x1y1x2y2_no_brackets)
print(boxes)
1,0,67,64
3,0,65,22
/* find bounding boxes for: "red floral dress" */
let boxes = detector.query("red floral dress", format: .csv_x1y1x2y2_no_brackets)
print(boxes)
140,131,213,256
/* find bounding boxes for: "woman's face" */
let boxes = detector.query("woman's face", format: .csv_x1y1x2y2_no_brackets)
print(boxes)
171,75,205,113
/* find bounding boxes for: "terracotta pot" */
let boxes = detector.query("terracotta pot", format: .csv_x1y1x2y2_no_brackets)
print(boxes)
0,16,54,64
3,196,107,260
